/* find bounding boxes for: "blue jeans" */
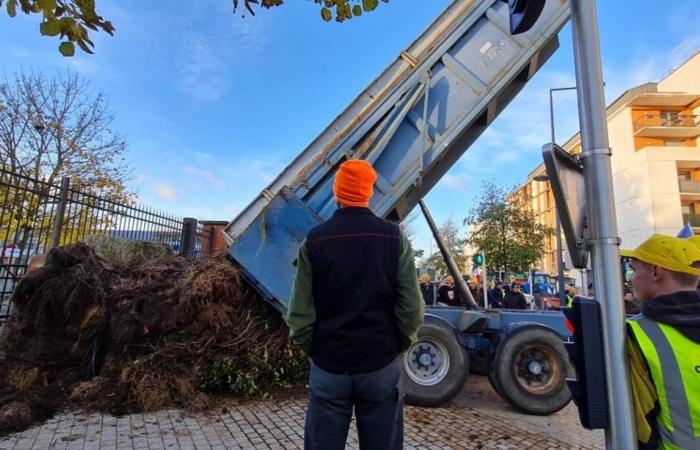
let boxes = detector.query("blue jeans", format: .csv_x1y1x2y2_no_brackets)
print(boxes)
304,356,404,450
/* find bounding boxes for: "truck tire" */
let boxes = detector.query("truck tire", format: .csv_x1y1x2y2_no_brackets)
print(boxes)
403,321,469,407
490,325,572,415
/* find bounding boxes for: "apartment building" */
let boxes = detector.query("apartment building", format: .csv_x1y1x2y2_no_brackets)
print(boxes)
518,51,700,276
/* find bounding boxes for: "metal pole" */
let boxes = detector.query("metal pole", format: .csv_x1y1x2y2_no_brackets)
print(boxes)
570,1,636,447
50,177,70,249
555,212,566,304
418,200,477,309
482,252,488,308
549,86,576,306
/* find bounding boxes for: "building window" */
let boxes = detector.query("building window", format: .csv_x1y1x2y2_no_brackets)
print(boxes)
679,171,691,181
660,111,680,125
682,204,695,215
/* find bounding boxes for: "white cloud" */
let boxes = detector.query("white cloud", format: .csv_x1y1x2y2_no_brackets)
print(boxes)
182,165,226,189
175,34,232,103
442,173,470,193
602,29,700,102
154,182,177,201
173,9,270,103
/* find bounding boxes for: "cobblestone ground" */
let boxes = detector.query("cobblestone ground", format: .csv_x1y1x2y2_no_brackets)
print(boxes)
0,376,604,449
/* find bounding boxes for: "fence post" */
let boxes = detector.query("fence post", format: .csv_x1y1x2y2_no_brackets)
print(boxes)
50,177,70,249
181,218,198,256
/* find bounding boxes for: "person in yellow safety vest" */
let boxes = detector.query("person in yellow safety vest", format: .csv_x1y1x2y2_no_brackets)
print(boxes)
564,285,577,308
620,234,700,450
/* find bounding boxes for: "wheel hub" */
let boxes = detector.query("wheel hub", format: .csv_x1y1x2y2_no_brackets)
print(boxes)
513,345,561,395
404,337,451,387
527,359,543,375
417,349,434,368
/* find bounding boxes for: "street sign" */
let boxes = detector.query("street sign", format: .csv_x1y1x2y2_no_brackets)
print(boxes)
542,143,588,269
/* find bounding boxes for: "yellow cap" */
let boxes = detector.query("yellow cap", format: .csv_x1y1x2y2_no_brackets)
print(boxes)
620,234,700,276
688,235,700,250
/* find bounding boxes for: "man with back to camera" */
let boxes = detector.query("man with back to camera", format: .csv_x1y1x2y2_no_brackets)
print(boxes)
286,159,424,450
621,234,700,449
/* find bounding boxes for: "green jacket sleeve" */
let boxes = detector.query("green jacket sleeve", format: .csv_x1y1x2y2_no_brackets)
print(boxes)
285,239,315,355
395,233,424,351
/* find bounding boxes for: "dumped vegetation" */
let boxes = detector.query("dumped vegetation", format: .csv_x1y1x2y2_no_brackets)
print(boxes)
0,243,308,434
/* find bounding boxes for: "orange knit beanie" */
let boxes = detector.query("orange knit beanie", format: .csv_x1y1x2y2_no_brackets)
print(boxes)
333,160,377,207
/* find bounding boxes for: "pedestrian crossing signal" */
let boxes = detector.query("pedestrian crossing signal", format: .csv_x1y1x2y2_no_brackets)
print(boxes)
473,254,484,266
562,297,609,429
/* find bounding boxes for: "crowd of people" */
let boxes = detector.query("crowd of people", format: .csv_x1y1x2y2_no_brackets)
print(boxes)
417,274,529,309
417,273,644,314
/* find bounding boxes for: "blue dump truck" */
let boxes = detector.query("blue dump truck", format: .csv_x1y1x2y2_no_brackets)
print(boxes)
223,0,575,415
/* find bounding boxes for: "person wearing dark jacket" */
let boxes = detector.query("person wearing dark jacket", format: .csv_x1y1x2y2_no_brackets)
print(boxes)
621,234,700,450
489,281,506,308
419,273,437,306
286,160,424,450
505,283,527,309
623,291,640,315
437,275,463,306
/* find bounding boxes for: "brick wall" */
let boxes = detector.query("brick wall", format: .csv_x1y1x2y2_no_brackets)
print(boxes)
200,221,229,254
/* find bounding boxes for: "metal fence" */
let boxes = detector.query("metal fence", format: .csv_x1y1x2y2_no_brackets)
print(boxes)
0,169,215,319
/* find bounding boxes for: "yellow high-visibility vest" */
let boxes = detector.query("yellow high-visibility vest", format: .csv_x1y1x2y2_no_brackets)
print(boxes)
628,316,700,450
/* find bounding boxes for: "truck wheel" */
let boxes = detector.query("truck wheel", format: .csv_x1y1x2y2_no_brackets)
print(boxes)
490,326,572,415
403,321,469,407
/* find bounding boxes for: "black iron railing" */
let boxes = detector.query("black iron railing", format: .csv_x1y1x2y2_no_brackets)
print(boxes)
0,169,215,320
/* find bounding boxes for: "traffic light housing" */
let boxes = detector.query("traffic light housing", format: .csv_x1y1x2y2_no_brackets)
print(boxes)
505,0,546,35
562,296,609,429
473,253,484,266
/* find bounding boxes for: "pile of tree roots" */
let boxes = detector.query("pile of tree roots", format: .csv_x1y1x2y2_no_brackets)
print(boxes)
0,243,308,434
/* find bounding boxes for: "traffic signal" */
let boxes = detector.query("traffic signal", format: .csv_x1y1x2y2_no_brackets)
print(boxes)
562,296,609,429
505,0,546,35
473,253,484,266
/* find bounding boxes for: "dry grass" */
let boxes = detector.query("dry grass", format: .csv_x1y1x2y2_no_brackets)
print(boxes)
0,243,308,434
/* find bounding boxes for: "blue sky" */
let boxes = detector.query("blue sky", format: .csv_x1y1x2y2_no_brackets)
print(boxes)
2,0,700,254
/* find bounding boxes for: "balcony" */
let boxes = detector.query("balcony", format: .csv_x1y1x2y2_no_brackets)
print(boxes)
633,114,700,138
683,213,700,227
679,179,700,194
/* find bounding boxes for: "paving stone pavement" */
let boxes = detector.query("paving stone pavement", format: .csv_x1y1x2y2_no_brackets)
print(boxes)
0,376,604,449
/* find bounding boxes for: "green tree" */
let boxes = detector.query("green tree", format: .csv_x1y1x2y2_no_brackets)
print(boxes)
421,218,467,275
464,182,550,276
1,0,390,56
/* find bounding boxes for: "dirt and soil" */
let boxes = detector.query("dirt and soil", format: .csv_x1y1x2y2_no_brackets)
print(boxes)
0,243,308,435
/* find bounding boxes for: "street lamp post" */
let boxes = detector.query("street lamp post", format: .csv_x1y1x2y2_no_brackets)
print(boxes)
532,174,564,303
548,86,577,306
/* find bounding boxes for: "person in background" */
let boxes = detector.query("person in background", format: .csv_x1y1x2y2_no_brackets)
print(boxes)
533,285,546,310
437,275,463,307
506,282,528,309
419,273,437,306
621,234,700,450
623,290,640,315
468,279,482,307
489,281,506,308
564,285,577,308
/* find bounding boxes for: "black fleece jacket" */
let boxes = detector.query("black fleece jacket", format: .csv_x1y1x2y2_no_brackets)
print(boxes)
641,290,700,343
